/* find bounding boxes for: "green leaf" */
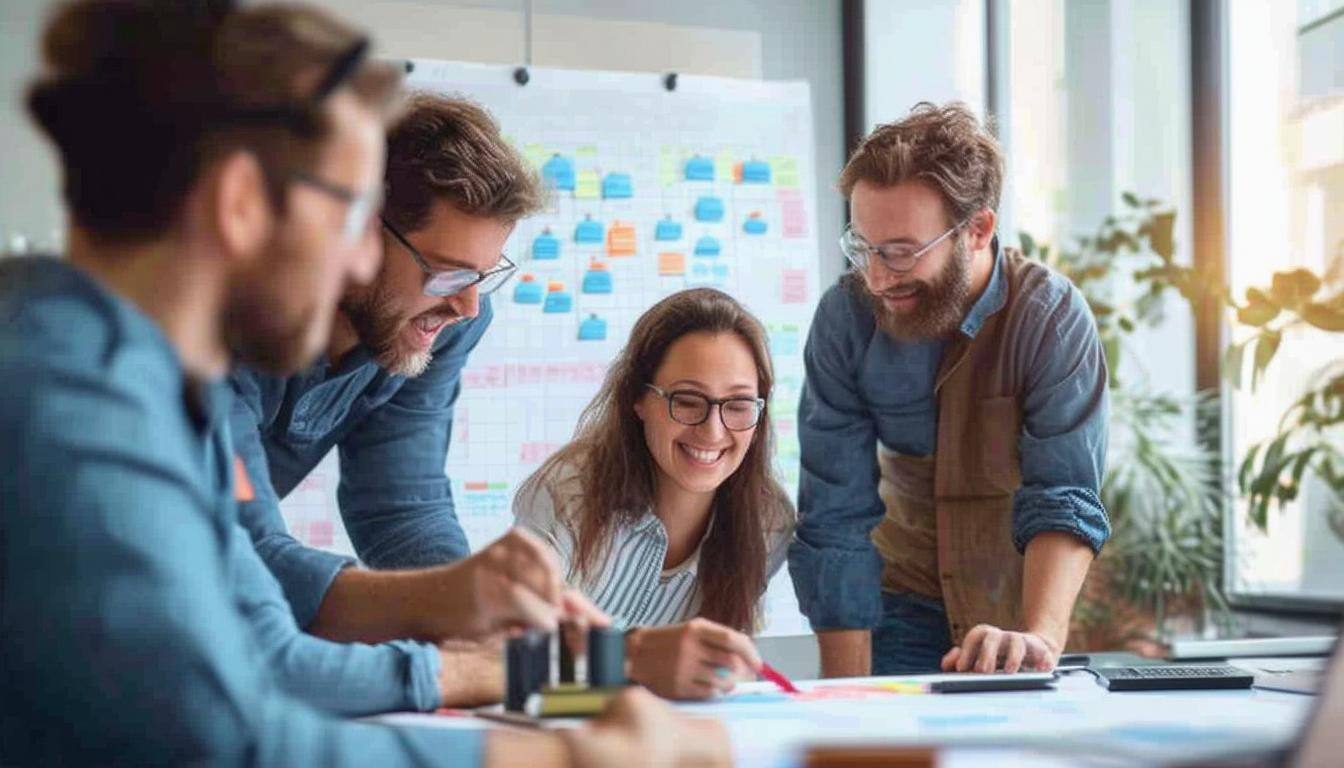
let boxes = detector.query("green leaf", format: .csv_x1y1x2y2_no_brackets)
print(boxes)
1223,341,1246,389
1301,302,1344,331
1019,231,1036,257
1149,212,1176,261
1251,331,1282,391
1122,191,1141,208
1269,268,1322,309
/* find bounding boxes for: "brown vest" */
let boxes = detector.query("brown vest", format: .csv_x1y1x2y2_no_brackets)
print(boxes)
871,248,1048,645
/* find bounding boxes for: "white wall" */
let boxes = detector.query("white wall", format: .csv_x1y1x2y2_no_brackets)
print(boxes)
863,0,987,129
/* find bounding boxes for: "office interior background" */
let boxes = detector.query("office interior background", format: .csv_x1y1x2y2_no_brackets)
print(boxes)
1,0,1342,676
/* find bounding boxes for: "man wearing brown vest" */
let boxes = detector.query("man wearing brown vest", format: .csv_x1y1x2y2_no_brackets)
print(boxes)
789,103,1111,677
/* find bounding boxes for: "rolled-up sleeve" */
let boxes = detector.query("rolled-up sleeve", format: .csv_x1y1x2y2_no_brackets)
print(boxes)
336,299,494,569
1011,281,1111,554
230,374,355,627
789,286,886,631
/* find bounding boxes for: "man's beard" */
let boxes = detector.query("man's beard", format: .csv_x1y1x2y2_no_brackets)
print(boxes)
856,236,973,342
340,278,436,378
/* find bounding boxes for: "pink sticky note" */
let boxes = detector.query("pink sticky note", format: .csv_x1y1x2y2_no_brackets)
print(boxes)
782,269,808,304
777,189,808,239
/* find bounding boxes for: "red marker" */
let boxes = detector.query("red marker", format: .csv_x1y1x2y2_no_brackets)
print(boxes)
759,662,800,693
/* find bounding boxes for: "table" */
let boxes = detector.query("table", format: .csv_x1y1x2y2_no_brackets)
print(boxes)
373,668,1317,766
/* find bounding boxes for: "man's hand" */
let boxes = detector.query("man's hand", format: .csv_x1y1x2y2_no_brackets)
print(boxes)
939,624,1061,674
626,618,762,700
438,528,608,640
436,639,504,708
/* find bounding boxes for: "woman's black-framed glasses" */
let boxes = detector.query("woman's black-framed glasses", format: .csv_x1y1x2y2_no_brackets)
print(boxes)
382,217,518,298
644,384,765,431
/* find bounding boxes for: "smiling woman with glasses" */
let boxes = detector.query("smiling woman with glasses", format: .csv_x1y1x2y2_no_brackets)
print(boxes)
512,287,796,703
382,216,517,297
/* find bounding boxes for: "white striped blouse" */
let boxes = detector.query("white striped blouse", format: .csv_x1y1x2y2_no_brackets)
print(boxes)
512,464,792,628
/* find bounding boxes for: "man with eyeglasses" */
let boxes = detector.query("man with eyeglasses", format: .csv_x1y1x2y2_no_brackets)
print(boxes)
227,93,550,702
790,102,1110,678
1,2,733,764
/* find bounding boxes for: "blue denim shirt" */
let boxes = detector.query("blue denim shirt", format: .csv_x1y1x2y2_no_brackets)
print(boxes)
788,245,1111,630
230,300,492,626
0,258,478,765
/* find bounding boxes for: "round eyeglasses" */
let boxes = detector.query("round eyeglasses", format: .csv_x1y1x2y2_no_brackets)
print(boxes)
839,218,969,274
644,384,765,431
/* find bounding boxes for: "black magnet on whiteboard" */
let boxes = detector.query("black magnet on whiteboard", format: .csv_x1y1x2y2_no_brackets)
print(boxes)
403,60,415,74
663,72,678,91
513,67,530,86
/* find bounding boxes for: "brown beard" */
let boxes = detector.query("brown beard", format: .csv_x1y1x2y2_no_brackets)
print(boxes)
339,275,434,377
851,235,973,342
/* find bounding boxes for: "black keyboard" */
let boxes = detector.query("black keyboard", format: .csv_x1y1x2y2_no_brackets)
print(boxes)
1094,664,1254,692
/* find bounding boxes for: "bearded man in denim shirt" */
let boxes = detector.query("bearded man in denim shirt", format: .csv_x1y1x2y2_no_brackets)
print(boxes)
790,103,1111,677
228,96,552,668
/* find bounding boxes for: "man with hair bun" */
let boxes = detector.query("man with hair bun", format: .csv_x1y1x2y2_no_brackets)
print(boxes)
790,102,1111,678
0,2,726,765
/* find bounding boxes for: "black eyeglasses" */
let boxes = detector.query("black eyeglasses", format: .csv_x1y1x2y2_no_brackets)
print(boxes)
644,384,765,431
382,217,518,298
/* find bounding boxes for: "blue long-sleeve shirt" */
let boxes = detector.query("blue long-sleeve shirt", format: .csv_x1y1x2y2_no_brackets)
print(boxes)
230,522,443,716
229,300,491,626
0,258,479,765
789,246,1111,630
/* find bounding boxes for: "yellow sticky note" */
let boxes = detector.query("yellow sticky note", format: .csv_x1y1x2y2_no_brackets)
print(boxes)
575,169,600,199
575,145,599,158
714,151,735,183
772,156,801,188
523,143,548,170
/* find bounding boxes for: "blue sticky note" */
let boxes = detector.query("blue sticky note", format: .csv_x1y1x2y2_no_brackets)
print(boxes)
542,154,575,191
743,216,768,235
513,277,543,304
543,287,573,313
532,229,560,260
693,235,720,257
694,196,725,223
655,216,683,241
740,159,772,184
582,266,613,294
684,155,715,181
574,216,604,244
712,263,729,279
578,314,608,341
692,263,710,278
601,172,634,199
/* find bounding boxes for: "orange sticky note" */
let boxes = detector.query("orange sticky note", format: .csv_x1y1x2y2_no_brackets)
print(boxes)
606,221,637,257
233,456,255,502
658,252,686,276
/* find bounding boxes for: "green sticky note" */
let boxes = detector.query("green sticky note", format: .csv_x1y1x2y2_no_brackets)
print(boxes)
575,145,599,158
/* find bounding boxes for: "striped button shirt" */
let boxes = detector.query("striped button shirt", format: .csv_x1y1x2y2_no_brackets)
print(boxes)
513,465,791,628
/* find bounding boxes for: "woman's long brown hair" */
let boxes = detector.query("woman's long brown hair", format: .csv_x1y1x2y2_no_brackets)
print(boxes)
520,288,795,632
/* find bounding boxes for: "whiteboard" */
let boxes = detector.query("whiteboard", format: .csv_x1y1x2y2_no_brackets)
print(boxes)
280,61,822,637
